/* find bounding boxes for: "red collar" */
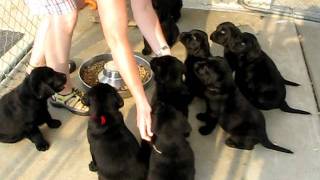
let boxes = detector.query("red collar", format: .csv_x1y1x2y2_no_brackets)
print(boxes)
91,115,107,125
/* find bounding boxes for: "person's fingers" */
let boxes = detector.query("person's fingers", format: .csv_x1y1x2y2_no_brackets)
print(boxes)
146,114,153,137
139,119,151,141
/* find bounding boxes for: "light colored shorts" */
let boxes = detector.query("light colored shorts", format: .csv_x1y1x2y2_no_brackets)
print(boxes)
25,0,78,15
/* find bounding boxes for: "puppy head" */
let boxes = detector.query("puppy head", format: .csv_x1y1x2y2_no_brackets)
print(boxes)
150,55,185,86
180,29,211,57
28,67,66,99
210,22,241,47
193,58,234,93
151,102,191,136
82,83,124,117
229,32,261,60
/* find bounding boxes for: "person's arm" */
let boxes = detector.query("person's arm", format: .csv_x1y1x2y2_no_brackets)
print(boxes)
131,0,171,56
96,0,153,141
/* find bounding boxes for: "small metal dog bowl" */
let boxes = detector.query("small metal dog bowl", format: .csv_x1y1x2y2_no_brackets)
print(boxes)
79,53,153,98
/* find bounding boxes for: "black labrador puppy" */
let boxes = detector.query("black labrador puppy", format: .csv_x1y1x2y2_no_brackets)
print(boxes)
150,55,192,116
142,0,182,55
152,0,183,23
142,18,180,56
148,102,195,180
210,22,242,71
83,83,147,180
0,67,66,151
194,58,293,154
180,29,212,99
229,32,310,114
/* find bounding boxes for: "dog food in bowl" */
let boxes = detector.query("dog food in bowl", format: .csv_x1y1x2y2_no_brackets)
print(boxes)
80,60,151,91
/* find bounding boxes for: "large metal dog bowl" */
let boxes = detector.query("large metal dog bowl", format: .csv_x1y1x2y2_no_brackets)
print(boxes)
79,53,153,98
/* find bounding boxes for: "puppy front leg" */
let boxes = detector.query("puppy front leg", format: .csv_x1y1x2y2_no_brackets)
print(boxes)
198,100,219,135
26,126,49,151
196,99,211,122
42,109,61,128
199,117,218,136
89,153,98,172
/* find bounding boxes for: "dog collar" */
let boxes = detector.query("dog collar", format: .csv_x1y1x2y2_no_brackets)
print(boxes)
152,144,162,154
91,115,107,125
100,116,107,125
207,87,219,93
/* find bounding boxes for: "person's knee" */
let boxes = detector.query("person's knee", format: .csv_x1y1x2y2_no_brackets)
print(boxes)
51,10,78,34
105,29,127,48
131,0,151,11
63,11,78,33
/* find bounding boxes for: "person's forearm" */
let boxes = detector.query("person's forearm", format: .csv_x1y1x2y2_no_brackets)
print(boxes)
131,0,169,54
97,0,147,102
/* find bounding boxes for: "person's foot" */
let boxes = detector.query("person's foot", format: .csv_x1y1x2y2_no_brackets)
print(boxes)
49,88,89,116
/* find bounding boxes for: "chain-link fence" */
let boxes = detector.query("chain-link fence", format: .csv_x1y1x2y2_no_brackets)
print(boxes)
0,0,39,89
240,0,320,22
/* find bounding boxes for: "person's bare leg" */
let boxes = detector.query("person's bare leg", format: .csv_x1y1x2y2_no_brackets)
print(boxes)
26,17,49,73
131,0,170,55
44,11,78,94
97,0,152,140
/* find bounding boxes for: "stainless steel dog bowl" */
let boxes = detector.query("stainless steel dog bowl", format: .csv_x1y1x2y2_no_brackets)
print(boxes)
79,53,153,98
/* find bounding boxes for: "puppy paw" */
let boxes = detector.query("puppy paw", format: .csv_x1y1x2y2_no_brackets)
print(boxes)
36,141,50,151
47,119,62,129
225,138,237,148
89,161,98,172
196,113,208,122
199,126,213,136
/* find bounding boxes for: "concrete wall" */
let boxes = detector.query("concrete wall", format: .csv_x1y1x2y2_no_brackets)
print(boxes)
183,0,244,11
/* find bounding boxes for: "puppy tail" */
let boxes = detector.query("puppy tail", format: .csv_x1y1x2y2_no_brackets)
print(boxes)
283,79,300,86
260,138,293,154
280,101,311,115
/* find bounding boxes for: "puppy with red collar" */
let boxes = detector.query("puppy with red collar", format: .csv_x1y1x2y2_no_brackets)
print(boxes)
82,83,147,180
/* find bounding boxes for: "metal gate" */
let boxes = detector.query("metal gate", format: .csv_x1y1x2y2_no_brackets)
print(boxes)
0,0,39,84
240,0,320,22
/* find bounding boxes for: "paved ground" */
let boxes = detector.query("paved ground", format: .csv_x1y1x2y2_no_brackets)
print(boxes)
0,8,320,180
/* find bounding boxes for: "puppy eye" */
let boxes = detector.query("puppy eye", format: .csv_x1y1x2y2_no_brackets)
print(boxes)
241,42,246,46
220,30,226,34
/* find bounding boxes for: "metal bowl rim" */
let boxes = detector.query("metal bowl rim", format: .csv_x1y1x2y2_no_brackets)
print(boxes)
78,52,153,91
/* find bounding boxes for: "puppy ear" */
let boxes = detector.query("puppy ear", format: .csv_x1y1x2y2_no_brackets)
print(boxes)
29,80,55,99
114,93,124,108
41,85,55,99
203,33,210,49
150,57,161,75
247,36,261,59
176,59,186,74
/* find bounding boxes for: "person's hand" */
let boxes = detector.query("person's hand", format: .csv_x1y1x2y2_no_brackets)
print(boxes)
136,100,153,141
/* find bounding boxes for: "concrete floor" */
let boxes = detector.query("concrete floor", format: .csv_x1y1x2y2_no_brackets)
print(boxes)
0,8,320,180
